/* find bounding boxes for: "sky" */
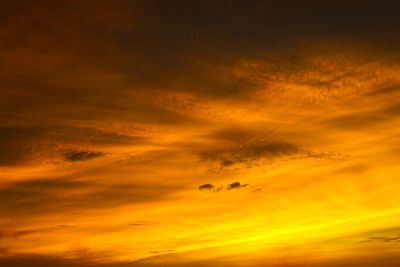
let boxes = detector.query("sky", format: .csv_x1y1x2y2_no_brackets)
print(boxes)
1,0,400,266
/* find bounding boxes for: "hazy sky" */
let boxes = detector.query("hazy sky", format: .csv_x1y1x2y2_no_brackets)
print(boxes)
1,1,400,266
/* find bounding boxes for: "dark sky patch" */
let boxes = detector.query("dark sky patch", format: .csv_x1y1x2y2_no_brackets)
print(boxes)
0,178,181,218
63,150,105,162
366,84,400,96
0,125,146,166
0,0,399,110
204,127,256,143
0,229,38,240
0,126,45,165
324,101,400,130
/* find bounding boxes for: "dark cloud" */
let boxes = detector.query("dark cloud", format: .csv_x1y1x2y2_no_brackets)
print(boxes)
199,140,300,167
227,182,249,190
63,150,105,162
199,182,249,192
227,182,241,190
198,184,215,191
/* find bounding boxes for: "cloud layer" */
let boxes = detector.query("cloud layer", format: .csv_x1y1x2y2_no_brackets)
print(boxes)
1,1,400,266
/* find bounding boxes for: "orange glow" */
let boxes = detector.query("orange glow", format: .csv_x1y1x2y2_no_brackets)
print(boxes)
1,1,400,266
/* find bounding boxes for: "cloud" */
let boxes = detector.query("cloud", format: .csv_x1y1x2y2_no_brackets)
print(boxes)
227,182,241,190
227,182,249,190
1,1,400,265
199,140,300,167
63,150,105,162
359,227,400,243
199,182,250,192
198,184,215,191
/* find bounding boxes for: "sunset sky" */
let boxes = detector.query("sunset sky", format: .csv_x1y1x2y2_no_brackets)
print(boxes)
1,1,400,266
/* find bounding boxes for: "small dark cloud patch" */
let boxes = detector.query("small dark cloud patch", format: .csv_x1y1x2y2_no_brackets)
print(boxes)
199,182,250,192
63,150,105,162
198,184,215,191
227,182,241,190
227,182,249,190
